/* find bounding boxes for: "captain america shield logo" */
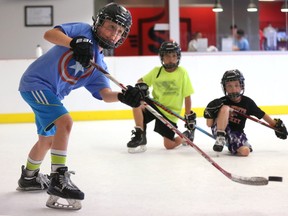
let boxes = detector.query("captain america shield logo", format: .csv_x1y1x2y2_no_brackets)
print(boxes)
58,50,94,85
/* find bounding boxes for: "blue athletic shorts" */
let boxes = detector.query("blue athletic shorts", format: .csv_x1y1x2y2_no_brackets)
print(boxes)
20,90,68,136
211,124,249,154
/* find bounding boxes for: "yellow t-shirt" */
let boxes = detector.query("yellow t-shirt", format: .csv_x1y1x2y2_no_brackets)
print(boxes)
142,66,194,123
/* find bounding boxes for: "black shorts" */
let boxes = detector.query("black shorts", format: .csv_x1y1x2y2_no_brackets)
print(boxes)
142,101,177,140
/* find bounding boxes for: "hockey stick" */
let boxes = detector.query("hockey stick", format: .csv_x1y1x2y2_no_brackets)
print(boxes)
230,108,288,136
90,61,269,186
146,97,215,139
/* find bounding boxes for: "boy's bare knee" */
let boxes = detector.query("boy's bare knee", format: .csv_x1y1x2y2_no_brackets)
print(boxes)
237,146,250,156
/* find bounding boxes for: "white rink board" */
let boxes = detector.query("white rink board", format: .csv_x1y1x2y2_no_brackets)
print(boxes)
1,51,287,114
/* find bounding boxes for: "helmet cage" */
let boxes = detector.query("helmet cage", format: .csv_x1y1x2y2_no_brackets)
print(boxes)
92,3,132,49
221,69,245,99
159,41,181,69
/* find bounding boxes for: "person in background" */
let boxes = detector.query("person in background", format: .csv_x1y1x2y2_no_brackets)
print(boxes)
263,23,277,50
17,3,144,210
203,70,287,156
126,41,196,153
232,29,250,51
188,32,202,52
230,24,238,47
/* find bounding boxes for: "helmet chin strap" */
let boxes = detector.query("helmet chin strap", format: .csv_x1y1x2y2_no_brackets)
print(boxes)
163,63,177,70
227,92,241,99
98,38,115,49
93,30,115,49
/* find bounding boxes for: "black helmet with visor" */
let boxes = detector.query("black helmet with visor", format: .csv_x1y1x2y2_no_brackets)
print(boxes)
92,3,132,49
221,69,245,99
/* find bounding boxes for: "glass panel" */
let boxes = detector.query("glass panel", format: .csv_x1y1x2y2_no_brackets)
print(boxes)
98,0,288,55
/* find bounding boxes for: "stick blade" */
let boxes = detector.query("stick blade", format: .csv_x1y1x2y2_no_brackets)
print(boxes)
268,176,283,182
231,175,269,186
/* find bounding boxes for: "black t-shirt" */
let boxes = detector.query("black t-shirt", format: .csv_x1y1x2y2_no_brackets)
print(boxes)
219,95,265,132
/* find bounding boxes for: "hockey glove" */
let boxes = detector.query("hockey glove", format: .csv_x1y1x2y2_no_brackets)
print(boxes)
185,111,197,130
70,36,93,68
274,118,287,140
118,85,144,108
135,83,149,98
203,98,223,119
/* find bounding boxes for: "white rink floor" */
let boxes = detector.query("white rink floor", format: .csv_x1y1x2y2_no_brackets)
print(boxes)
1,116,288,216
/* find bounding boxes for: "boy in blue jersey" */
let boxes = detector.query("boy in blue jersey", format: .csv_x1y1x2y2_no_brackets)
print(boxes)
126,41,196,153
204,70,287,156
17,3,144,210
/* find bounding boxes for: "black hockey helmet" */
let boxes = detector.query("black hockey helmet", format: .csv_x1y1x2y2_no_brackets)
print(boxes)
159,41,181,69
221,69,245,99
92,3,132,49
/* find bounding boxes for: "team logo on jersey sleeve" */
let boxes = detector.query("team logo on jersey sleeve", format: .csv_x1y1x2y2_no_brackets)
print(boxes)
58,50,93,85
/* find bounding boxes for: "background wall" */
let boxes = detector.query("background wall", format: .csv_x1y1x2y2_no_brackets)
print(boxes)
259,1,286,30
0,0,93,59
115,6,216,56
0,0,286,58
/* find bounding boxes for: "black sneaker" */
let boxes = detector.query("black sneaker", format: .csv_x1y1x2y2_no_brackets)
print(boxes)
17,165,50,191
213,131,227,152
213,136,226,152
182,130,195,145
47,167,84,200
127,127,147,153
